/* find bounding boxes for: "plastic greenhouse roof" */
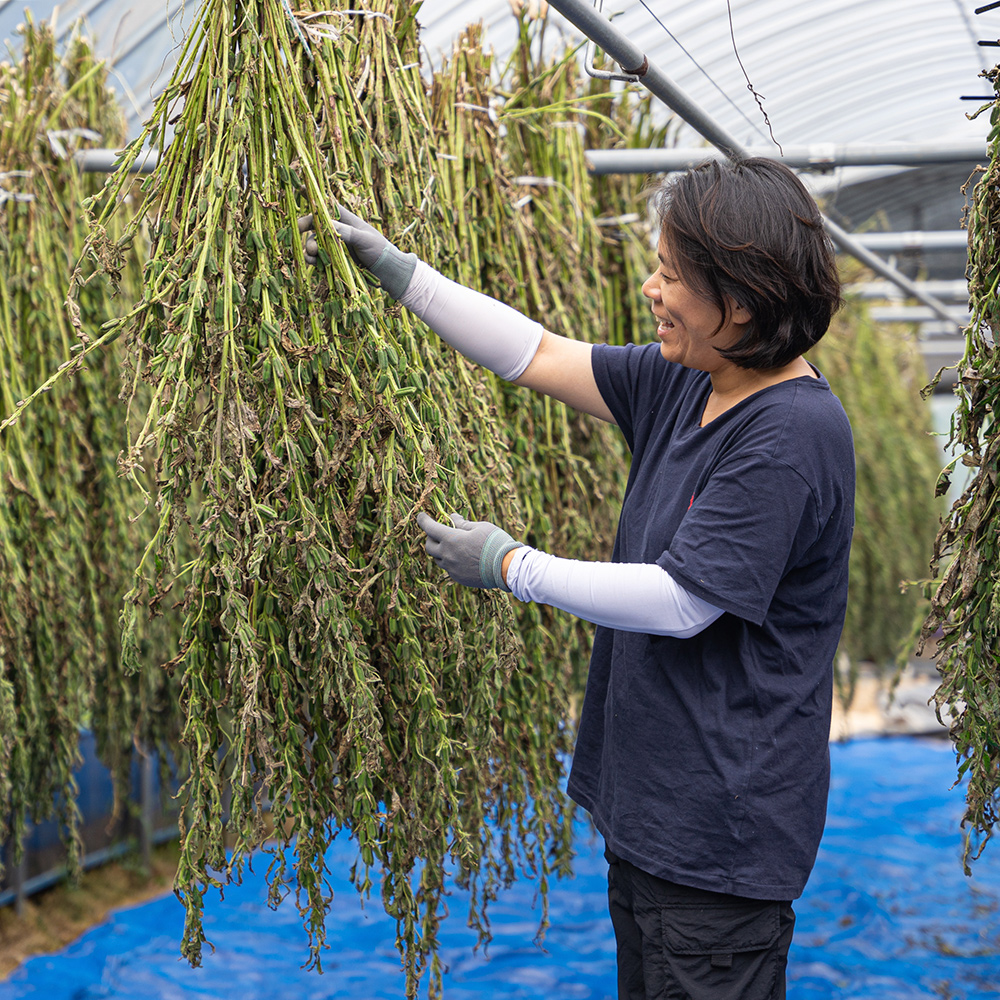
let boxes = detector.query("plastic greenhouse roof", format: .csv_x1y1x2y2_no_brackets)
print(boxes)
0,0,994,150
422,0,996,152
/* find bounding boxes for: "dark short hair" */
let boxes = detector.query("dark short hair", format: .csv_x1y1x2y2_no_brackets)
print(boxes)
651,157,842,370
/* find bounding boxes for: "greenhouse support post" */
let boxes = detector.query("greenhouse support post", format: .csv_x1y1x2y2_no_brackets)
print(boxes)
140,752,154,870
545,0,963,334
13,847,27,918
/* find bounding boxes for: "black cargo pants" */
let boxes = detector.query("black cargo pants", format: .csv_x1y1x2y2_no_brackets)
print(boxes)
605,848,796,1000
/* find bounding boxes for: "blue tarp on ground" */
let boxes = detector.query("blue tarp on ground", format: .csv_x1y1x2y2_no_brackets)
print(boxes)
1,737,998,999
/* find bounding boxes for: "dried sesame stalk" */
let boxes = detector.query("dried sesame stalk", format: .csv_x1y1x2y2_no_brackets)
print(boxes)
921,66,1000,872
72,2,574,993
0,19,181,884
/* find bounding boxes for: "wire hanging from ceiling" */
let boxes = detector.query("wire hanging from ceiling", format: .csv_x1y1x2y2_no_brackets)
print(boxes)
636,0,771,146
724,0,782,154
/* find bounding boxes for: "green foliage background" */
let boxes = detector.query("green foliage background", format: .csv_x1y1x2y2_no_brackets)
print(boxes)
809,294,944,692
0,19,182,890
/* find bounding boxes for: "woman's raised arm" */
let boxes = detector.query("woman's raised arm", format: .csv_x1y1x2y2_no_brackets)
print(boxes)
513,329,613,422
300,207,614,423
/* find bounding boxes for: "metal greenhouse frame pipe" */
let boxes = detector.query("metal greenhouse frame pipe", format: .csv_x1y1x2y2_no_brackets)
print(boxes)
585,143,987,175
546,0,746,157
75,148,159,173
545,0,963,333
821,218,962,331
851,231,969,252
869,306,970,323
847,279,970,300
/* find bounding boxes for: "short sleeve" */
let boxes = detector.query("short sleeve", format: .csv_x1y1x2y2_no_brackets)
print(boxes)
657,454,819,626
591,342,699,453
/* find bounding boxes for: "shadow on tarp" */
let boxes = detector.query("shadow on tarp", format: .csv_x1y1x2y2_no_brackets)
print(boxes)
1,737,998,1000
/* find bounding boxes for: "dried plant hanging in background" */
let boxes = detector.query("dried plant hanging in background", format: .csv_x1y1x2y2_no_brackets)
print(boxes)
0,18,182,891
808,290,942,708
922,66,1000,872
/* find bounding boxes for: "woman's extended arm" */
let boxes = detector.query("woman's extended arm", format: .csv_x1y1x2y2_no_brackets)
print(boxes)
504,546,723,638
418,513,723,639
300,208,613,422
401,262,613,421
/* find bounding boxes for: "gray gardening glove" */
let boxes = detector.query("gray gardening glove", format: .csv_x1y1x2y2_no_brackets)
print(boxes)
297,204,417,300
417,512,524,592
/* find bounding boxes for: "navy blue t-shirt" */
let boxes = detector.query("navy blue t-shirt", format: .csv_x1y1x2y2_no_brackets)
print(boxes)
567,341,855,901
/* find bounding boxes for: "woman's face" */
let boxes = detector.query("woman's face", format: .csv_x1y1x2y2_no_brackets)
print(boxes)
641,237,750,373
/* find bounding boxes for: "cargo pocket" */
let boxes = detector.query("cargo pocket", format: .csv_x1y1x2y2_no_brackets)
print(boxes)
657,896,782,1000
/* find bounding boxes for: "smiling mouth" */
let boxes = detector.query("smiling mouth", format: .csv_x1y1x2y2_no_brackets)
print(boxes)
656,318,675,336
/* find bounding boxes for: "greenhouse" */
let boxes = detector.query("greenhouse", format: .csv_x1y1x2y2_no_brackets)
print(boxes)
0,1,998,998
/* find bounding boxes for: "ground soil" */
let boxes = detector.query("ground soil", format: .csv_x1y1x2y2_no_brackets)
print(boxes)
0,841,180,980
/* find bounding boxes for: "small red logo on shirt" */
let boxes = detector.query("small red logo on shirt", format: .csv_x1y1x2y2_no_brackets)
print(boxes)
688,493,695,510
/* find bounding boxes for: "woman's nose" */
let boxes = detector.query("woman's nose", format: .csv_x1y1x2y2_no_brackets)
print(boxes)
641,273,660,300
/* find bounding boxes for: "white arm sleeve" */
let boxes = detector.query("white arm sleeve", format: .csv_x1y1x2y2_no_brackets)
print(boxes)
399,260,543,380
505,546,724,638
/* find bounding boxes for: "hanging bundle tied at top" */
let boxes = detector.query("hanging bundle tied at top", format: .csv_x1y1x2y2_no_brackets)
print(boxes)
73,1,575,993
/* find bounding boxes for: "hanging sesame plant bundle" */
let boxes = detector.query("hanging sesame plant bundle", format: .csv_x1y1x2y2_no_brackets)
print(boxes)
579,64,674,352
0,20,181,882
495,15,669,356
921,67,1000,870
429,17,666,697
807,294,943,706
427,27,619,708
68,0,576,990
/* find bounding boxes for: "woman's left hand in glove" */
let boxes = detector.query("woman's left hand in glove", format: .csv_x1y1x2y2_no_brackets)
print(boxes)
417,512,524,591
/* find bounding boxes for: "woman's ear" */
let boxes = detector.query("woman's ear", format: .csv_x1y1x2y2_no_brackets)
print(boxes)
727,298,752,325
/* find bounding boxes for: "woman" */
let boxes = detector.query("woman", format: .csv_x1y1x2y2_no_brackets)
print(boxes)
300,157,854,1000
